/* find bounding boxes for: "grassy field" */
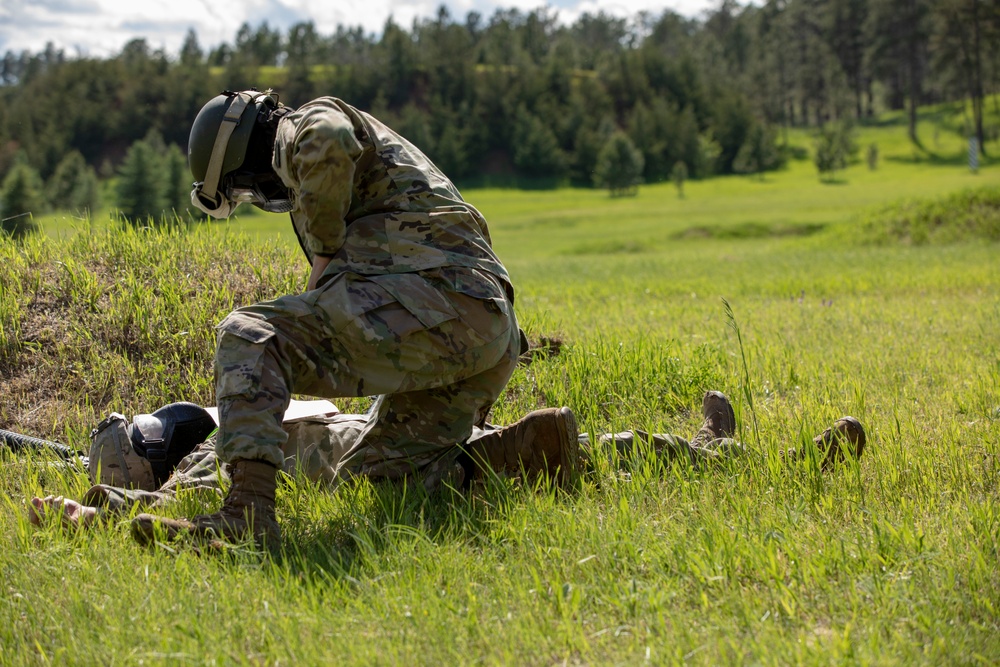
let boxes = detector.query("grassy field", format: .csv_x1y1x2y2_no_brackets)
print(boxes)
2,105,999,665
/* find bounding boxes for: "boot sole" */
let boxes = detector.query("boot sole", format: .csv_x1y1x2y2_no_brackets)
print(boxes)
703,391,736,439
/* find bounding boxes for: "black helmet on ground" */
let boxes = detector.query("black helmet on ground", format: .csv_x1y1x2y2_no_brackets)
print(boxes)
89,402,217,489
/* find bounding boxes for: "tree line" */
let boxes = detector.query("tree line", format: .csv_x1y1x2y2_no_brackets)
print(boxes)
1,0,997,229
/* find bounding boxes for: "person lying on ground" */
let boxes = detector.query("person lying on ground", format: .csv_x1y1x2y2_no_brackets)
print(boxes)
28,392,866,534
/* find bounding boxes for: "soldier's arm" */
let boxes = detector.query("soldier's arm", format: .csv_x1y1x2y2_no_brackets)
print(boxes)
280,102,363,260
307,255,333,291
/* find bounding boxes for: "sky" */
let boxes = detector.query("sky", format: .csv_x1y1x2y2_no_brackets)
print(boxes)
0,0,720,58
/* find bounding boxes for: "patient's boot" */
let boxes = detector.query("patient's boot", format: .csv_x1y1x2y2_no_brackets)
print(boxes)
812,416,866,469
467,407,579,486
689,391,737,449
131,459,280,547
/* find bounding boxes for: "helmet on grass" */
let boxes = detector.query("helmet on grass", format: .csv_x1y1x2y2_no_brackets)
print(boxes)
189,89,293,217
88,402,217,489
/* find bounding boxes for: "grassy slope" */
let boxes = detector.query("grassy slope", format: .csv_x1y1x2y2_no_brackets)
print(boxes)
3,105,999,664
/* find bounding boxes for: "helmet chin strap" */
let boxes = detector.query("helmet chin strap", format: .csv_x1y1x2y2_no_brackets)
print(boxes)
200,92,253,202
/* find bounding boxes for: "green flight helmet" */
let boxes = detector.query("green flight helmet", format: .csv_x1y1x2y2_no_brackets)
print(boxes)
188,89,278,211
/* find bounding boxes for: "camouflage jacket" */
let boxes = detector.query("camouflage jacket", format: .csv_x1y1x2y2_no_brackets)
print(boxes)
273,97,511,295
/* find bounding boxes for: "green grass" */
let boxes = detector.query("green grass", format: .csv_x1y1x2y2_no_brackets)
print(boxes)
2,107,999,664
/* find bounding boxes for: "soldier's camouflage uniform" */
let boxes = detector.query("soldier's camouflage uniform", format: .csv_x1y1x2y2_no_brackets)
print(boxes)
81,417,744,513
214,97,520,488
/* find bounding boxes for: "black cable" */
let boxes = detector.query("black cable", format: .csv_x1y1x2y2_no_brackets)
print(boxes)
0,428,84,460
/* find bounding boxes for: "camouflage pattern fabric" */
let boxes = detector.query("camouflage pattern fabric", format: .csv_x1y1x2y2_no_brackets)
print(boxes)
214,265,521,486
80,418,742,514
82,414,370,512
591,431,746,466
272,97,510,290
204,96,522,494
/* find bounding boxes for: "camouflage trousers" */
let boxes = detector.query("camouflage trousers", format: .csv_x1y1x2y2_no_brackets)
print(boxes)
593,431,746,464
213,266,520,489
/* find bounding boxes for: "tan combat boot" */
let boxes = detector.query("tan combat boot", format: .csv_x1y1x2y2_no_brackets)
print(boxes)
812,416,866,469
689,391,737,449
467,407,579,486
131,459,280,547
783,416,867,469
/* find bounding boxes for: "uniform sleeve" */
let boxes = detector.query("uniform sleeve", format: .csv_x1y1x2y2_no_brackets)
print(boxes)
287,105,364,258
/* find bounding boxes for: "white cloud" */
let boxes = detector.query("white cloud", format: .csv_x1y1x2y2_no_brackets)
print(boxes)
0,0,718,57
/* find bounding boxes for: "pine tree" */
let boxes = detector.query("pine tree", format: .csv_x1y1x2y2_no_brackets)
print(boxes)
814,121,858,181
115,138,164,224
867,0,932,145
162,143,192,222
1,158,44,237
671,161,688,198
47,150,100,214
733,123,782,179
931,0,998,157
72,169,101,217
512,106,567,180
593,131,644,197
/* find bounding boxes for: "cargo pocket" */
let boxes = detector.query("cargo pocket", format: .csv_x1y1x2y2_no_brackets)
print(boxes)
215,313,277,400
368,273,458,330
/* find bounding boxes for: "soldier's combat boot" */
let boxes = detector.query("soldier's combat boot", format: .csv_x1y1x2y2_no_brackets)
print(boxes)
812,416,866,469
131,459,280,547
467,407,579,486
689,391,737,449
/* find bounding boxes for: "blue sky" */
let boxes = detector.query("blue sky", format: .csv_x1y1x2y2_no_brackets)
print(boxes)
0,0,720,57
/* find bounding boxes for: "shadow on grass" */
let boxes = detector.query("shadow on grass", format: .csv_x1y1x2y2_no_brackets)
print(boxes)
885,151,980,168
564,239,650,255
671,221,827,241
274,472,552,578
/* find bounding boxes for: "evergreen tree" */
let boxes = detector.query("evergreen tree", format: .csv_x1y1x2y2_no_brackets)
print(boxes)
671,160,688,198
179,28,204,67
733,123,782,178
593,131,644,196
512,106,567,180
931,0,998,157
1,157,44,237
115,138,164,224
433,123,470,180
814,120,858,180
0,4,991,195
866,142,880,170
73,168,101,218
867,0,932,144
162,144,192,222
710,91,756,173
47,150,100,213
826,0,870,119
285,21,321,106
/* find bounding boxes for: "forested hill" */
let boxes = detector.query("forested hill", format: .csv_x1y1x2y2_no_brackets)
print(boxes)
0,0,996,189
